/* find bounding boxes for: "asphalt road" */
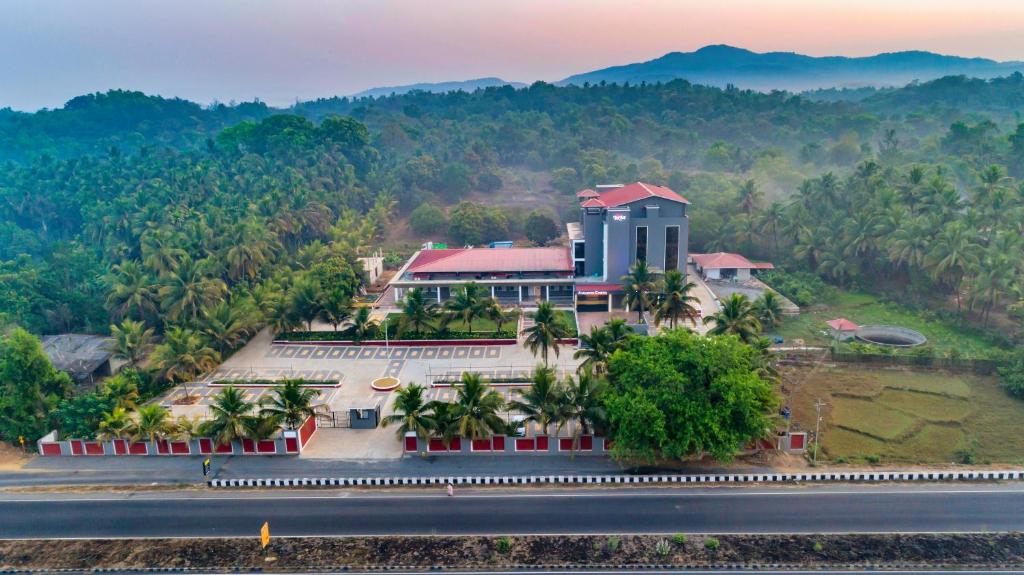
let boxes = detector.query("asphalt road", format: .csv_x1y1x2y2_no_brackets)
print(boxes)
1,484,1022,539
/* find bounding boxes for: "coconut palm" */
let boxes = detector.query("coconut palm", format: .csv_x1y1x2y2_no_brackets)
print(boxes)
521,301,571,367
509,366,563,435
102,375,140,410
201,386,254,446
158,256,228,324
621,260,658,322
108,319,154,367
574,325,613,375
653,270,700,329
443,282,486,331
604,318,633,347
738,178,763,216
131,404,172,447
244,413,284,440
752,291,784,329
259,379,321,429
451,373,506,440
200,300,255,355
98,407,134,440
397,287,438,336
483,299,520,336
287,276,323,331
225,220,279,282
704,293,763,343
140,229,186,277
172,415,202,441
319,288,352,332
105,260,158,322
381,383,436,443
926,221,981,313
561,369,608,438
350,306,379,343
151,327,221,384
425,400,459,445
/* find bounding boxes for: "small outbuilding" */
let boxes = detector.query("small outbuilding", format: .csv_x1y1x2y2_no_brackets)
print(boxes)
825,318,859,341
691,252,774,281
41,334,114,386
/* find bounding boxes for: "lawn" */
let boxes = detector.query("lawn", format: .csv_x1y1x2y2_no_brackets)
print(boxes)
785,365,1024,464
773,290,1000,358
525,309,578,337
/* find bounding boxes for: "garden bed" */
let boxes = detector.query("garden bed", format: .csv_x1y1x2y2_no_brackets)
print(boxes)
208,378,339,388
2,533,1023,571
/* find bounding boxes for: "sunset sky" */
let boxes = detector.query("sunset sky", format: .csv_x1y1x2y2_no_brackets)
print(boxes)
2,0,1024,110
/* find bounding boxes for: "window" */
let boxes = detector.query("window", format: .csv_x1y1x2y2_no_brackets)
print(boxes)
635,226,647,263
665,226,679,271
573,241,585,259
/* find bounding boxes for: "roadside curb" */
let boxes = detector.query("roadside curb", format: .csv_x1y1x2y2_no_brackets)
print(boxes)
207,468,1024,488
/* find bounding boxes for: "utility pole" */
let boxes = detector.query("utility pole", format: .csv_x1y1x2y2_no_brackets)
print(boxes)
383,315,389,349
813,398,827,464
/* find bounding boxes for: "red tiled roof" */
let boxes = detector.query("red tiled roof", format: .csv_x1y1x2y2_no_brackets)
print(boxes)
409,247,573,274
691,252,774,270
580,198,606,208
594,182,689,207
576,188,600,198
826,318,859,331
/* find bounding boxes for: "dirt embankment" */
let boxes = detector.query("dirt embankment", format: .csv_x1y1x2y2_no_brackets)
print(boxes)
2,533,1023,571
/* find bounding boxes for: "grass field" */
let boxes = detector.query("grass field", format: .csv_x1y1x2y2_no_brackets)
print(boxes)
785,365,1024,464
525,309,579,336
772,291,999,357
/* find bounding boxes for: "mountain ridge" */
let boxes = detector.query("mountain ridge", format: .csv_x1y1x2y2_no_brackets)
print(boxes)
351,77,525,98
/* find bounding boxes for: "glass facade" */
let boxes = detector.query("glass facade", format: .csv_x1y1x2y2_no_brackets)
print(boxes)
665,226,679,271
635,226,647,263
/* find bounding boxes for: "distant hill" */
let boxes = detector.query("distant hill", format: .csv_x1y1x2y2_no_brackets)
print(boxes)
352,77,526,98
558,45,1024,91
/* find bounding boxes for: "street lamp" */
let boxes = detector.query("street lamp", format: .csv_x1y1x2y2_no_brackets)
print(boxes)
383,314,389,349
813,397,827,464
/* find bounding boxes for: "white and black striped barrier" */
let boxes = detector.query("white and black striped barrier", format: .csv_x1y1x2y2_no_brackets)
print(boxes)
208,469,1024,488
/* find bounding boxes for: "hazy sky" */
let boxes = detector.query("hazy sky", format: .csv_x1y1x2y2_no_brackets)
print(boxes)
3,0,1024,111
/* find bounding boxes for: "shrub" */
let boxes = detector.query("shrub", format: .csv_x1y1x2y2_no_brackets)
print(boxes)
813,541,824,553
956,448,976,464
998,349,1024,399
655,539,671,557
758,270,835,306
704,537,720,550
605,536,620,553
865,454,881,464
409,204,447,235
672,533,687,546
495,536,512,554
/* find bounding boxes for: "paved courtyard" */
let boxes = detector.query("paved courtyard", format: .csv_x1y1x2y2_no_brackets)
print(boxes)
161,327,582,459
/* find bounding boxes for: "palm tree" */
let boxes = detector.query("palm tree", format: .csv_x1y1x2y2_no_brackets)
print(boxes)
561,369,608,438
758,201,786,257
621,260,658,322
259,379,321,429
150,327,220,400
509,366,564,435
350,306,379,343
483,299,520,336
244,413,283,441
140,229,186,277
574,326,613,375
521,301,571,367
105,260,158,322
704,293,763,343
444,282,486,331
397,287,438,336
172,415,202,441
653,269,700,329
98,407,134,440
131,404,171,448
319,288,352,332
738,178,763,216
287,276,323,331
225,221,279,282
451,373,506,440
425,400,459,446
926,221,981,313
158,256,227,324
605,318,633,347
201,386,254,446
753,291,784,329
200,300,254,355
108,319,154,367
102,375,140,410
381,383,435,443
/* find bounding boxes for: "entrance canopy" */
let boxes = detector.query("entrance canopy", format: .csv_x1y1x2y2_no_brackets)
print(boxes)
575,283,624,296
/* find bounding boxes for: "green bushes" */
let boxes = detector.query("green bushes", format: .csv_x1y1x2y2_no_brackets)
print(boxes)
276,329,515,342
758,270,835,307
998,349,1024,399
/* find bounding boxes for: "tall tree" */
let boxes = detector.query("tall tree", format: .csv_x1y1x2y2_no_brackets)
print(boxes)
621,260,659,323
258,379,321,429
381,383,435,444
0,328,74,441
108,319,154,367
703,293,763,343
397,287,439,336
509,366,564,435
451,373,506,440
653,269,700,329
443,282,486,331
150,327,220,384
521,301,571,367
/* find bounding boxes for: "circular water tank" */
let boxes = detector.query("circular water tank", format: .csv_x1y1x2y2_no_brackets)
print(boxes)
854,325,927,347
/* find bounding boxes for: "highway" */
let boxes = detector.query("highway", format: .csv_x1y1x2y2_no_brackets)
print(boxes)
1,484,1022,539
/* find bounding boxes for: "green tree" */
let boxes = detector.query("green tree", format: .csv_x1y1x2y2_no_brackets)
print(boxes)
523,210,560,246
158,256,227,325
443,282,486,331
398,288,439,336
562,369,607,438
451,373,506,440
151,327,220,384
97,406,134,440
622,260,659,323
483,299,519,336
55,392,115,439
604,329,776,462
381,383,435,443
653,270,700,329
703,293,763,343
105,261,158,323
200,386,253,446
509,366,564,435
350,306,379,343
409,204,448,235
102,373,140,410
200,300,255,355
258,379,321,429
0,328,73,441
287,276,324,331
131,404,172,447
521,301,571,367
752,291,784,329
318,288,352,332
108,319,154,367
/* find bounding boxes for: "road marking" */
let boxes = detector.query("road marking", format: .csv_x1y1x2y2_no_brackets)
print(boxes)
2,486,1024,504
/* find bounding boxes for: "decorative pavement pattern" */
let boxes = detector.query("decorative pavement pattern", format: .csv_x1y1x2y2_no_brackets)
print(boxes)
160,385,341,408
264,344,503,361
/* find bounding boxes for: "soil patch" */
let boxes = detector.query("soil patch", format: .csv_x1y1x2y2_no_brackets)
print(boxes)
2,533,1022,571
0,442,32,471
